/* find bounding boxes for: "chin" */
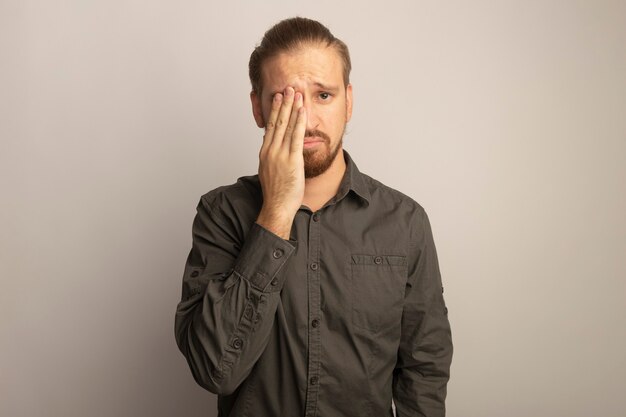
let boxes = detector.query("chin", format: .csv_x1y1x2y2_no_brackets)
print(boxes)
303,141,342,178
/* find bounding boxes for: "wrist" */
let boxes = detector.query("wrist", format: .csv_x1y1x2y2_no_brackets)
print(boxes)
256,209,293,240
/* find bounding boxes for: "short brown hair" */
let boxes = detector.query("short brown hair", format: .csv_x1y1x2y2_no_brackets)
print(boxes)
248,17,351,95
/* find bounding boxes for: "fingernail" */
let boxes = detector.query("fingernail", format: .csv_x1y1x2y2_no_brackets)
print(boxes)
285,87,293,97
294,92,301,101
274,93,282,102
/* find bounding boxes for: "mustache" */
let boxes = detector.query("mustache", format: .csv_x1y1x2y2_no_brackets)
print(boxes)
305,130,330,141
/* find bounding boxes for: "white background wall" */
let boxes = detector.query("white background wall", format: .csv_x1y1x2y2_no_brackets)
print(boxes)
2,1,625,416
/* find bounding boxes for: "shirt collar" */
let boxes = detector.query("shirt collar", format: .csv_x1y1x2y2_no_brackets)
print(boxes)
333,148,371,207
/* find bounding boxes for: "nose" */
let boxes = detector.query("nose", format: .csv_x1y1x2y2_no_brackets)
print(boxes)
302,93,319,130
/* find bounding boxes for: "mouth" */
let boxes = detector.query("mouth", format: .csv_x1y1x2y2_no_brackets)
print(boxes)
304,136,324,143
303,137,324,149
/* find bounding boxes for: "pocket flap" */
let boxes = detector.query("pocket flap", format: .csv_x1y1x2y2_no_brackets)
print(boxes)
350,254,407,266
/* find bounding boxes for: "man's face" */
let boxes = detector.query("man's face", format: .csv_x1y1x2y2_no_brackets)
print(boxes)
251,43,353,178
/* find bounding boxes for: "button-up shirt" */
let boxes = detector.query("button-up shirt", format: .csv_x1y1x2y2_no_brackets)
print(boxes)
174,149,453,417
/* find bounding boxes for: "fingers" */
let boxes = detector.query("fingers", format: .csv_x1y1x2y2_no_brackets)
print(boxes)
290,106,306,154
260,86,305,158
269,87,295,150
260,93,282,155
282,91,303,151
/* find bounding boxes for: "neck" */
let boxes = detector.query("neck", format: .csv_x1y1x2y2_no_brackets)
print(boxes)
302,148,346,212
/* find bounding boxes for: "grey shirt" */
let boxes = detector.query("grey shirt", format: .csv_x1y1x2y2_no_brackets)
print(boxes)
174,149,453,417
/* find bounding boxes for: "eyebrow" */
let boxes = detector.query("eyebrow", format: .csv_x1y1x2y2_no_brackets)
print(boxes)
313,82,340,92
269,82,341,97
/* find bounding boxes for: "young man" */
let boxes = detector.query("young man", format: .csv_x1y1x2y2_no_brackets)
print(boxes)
175,17,453,417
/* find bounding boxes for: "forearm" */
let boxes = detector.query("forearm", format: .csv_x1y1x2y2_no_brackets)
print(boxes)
393,304,453,416
175,217,295,395
393,207,453,416
175,269,281,395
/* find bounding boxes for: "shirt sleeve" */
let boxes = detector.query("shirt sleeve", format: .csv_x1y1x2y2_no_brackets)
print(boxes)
393,207,453,417
174,196,296,395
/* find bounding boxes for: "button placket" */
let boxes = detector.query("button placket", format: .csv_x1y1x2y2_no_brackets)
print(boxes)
304,208,322,416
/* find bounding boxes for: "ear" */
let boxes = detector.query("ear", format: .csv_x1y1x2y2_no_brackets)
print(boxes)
345,83,353,123
250,91,265,128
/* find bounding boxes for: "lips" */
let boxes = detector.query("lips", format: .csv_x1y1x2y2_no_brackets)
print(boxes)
304,137,324,144
303,138,323,149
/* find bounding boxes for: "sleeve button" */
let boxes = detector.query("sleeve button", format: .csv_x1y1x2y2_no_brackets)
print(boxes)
232,338,244,350
190,270,199,277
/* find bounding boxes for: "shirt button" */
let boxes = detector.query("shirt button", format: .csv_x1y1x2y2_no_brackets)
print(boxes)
311,318,320,328
374,256,383,265
270,278,279,286
232,337,243,350
272,248,284,259
190,270,199,277
312,213,320,222
310,262,318,271
310,376,318,385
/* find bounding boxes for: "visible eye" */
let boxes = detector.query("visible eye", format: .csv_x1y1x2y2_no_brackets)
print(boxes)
319,92,331,101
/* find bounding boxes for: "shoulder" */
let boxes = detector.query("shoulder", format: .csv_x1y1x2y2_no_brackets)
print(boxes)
360,171,428,218
200,174,261,208
359,172,438,257
196,174,263,227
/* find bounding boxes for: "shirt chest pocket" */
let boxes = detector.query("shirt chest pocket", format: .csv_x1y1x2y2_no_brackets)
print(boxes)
350,254,407,333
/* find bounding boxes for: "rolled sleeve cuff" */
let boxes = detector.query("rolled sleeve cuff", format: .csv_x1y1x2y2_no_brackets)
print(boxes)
232,222,296,292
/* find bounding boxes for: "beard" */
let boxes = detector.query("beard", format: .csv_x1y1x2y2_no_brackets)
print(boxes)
303,125,345,178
